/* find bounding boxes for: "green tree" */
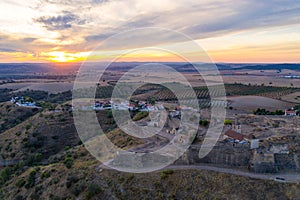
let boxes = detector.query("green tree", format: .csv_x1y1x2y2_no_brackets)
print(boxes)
224,119,232,125
199,119,209,127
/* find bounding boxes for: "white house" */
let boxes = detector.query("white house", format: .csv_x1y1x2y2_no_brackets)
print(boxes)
16,102,36,107
285,110,297,116
12,96,37,107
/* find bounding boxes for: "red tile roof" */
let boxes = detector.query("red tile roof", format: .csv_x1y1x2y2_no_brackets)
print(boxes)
285,110,296,114
224,129,244,141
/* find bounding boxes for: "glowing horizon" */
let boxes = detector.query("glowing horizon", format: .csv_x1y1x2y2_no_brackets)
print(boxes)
0,1,299,63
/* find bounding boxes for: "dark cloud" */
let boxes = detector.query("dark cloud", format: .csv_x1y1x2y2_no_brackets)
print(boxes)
0,48,18,52
34,11,86,30
22,38,37,43
91,0,109,3
36,0,109,7
85,33,112,42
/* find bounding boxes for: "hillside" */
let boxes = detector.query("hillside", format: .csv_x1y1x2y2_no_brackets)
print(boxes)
0,145,299,199
0,110,80,165
0,107,144,164
0,103,39,134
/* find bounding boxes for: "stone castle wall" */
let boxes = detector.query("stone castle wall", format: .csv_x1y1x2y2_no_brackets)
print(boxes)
175,141,300,173
175,142,252,167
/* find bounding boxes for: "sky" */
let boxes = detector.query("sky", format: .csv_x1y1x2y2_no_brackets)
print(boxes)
0,0,300,63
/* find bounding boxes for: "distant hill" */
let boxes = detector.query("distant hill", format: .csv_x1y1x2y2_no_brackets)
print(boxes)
235,63,300,71
0,63,80,76
0,63,53,74
1,63,300,78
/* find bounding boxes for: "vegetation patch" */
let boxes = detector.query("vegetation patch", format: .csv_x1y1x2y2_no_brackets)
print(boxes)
132,111,149,121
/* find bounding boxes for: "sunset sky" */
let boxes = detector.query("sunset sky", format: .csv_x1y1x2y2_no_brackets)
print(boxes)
0,0,300,63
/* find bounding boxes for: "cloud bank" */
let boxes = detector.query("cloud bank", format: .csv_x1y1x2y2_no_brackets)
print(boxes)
0,0,299,62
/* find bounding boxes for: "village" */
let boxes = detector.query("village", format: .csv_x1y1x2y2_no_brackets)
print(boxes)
178,112,300,175
8,95,300,175
91,100,165,112
10,96,37,107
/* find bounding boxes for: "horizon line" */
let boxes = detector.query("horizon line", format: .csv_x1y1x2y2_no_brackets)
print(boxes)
0,61,299,65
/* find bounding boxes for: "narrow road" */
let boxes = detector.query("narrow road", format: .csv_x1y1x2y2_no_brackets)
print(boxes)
98,161,300,184
163,165,300,183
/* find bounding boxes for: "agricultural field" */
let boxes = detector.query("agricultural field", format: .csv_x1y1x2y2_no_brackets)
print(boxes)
281,92,300,104
0,81,74,93
227,96,293,112
224,84,299,99
221,75,300,88
132,83,299,102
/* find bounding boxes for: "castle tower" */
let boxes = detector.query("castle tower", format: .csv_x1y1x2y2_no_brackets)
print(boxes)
233,115,241,133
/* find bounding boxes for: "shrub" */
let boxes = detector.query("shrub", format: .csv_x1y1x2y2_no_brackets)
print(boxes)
66,175,79,188
50,177,59,185
253,108,284,115
25,124,31,130
52,135,59,140
30,193,39,200
66,180,72,188
26,153,43,166
13,161,24,172
106,110,113,118
86,184,102,200
274,110,284,115
64,157,74,169
15,195,24,200
199,119,209,127
0,168,12,185
72,183,86,196
162,169,174,175
161,169,174,179
25,170,36,188
132,111,148,121
41,171,50,179
32,132,40,137
224,119,232,125
16,179,26,188
15,132,22,136
60,117,66,122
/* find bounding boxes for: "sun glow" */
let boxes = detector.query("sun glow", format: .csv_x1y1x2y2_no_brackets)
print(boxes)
40,51,91,62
